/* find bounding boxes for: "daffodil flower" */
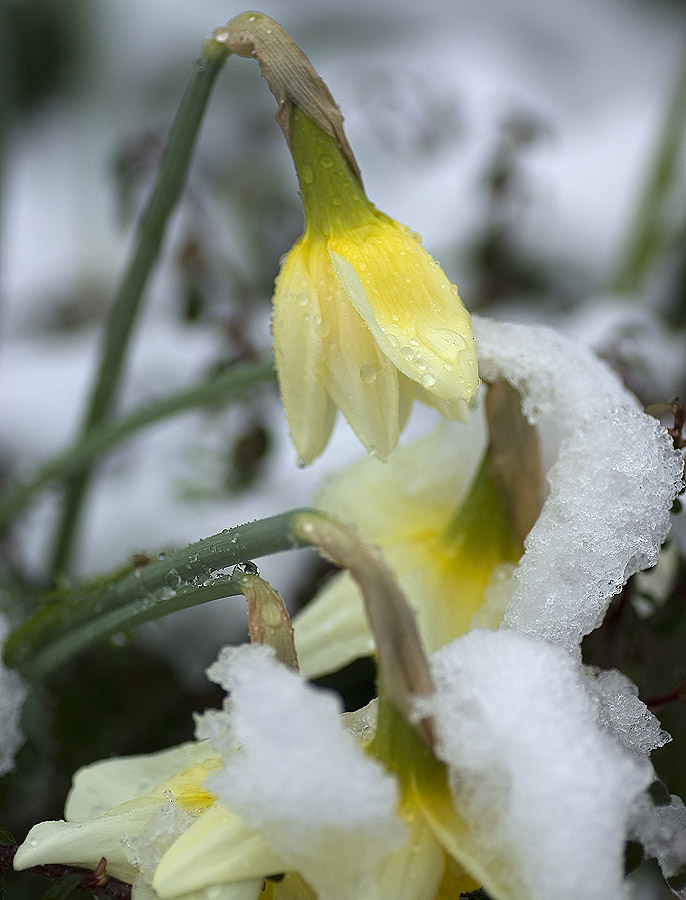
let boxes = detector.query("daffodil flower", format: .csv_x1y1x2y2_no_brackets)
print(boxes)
215,14,479,464
272,109,478,464
293,315,684,677
14,638,669,900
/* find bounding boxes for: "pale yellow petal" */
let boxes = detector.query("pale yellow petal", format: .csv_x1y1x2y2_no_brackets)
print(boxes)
407,374,471,423
319,264,401,459
66,742,214,822
293,570,374,679
370,810,445,900
329,221,478,404
14,806,155,881
153,803,284,899
412,775,524,900
316,420,484,545
272,243,336,464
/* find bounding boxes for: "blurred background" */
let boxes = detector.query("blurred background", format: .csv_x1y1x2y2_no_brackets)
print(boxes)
1,0,685,895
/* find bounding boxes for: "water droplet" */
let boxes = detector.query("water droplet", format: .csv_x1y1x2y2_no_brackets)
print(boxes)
359,364,377,383
421,373,436,388
166,569,182,589
358,260,367,271
401,346,414,360
297,293,309,307
332,194,343,207
300,165,315,184
320,155,334,168
232,561,259,577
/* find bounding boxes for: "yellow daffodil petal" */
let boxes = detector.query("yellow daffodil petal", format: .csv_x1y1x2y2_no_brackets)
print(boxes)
317,259,401,460
329,232,478,405
13,806,155,882
272,246,336,464
293,417,519,675
65,741,215,822
153,803,284,898
294,570,373,679
370,806,445,900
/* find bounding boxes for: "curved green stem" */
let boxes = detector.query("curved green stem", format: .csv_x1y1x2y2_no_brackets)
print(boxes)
0,354,275,532
49,35,231,579
6,509,313,679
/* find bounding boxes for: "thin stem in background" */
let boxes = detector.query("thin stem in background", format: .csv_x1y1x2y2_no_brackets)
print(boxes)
0,353,275,534
49,36,231,579
613,50,686,294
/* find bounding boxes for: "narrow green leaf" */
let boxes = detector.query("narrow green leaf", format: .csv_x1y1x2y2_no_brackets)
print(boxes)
6,509,314,678
613,54,686,293
49,35,231,578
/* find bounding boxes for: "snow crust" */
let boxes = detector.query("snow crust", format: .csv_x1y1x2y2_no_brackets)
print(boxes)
421,629,657,900
473,316,684,651
632,793,686,880
195,644,405,900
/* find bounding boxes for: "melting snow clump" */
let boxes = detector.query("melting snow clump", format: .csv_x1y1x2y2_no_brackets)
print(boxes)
473,316,684,651
196,643,405,900
419,629,655,900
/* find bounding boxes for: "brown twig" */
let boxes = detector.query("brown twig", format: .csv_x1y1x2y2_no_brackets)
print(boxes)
0,843,132,899
644,680,686,711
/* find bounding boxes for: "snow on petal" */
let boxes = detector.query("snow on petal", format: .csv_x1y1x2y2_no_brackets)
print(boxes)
197,644,406,900
419,629,655,900
472,315,684,651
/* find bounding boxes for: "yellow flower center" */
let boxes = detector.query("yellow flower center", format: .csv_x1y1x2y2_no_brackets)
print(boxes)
155,759,221,816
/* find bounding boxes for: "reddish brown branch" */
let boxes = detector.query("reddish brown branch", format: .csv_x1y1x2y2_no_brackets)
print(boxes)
0,843,132,899
644,680,686,711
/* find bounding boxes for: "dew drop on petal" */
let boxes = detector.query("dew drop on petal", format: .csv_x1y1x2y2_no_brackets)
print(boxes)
421,373,436,388
301,164,315,184
359,364,377,384
320,155,334,168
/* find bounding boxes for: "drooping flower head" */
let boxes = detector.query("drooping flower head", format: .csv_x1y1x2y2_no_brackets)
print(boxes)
214,14,479,463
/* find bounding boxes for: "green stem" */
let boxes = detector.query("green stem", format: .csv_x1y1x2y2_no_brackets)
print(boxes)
0,354,274,533
613,52,686,293
49,36,231,579
6,509,313,679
